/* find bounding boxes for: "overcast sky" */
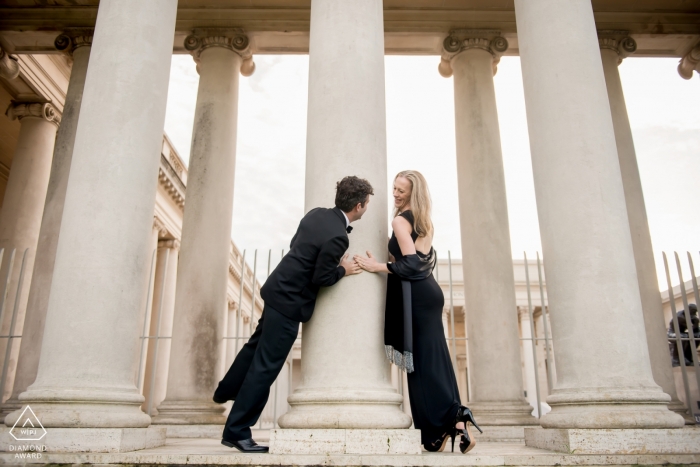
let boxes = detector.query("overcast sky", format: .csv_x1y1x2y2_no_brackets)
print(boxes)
163,54,700,290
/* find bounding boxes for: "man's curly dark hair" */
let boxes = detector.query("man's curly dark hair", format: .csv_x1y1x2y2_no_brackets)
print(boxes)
335,176,374,212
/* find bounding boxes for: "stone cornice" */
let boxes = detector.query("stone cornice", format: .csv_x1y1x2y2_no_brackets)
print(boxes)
5,102,61,126
0,46,19,81
598,31,637,65
184,28,255,77
678,43,700,80
54,29,94,55
158,154,185,210
439,29,509,78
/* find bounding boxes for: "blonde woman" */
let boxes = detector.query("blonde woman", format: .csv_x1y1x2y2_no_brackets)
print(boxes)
354,170,481,453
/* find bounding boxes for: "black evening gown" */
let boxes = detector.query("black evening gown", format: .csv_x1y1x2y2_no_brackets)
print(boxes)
386,211,461,445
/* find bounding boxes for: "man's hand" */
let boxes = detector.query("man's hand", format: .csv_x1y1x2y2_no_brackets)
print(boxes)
340,254,362,276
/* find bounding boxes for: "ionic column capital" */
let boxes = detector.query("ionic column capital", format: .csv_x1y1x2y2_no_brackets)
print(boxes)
678,43,700,80
54,29,94,55
153,215,169,237
439,30,509,78
0,46,19,81
6,102,61,126
184,28,255,76
158,238,180,251
597,31,637,64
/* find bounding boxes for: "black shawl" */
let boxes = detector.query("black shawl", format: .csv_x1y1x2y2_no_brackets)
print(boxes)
384,249,437,372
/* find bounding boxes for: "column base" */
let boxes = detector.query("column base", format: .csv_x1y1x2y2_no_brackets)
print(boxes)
525,426,700,454
0,399,22,421
467,400,539,425
541,388,685,429
269,429,421,454
0,426,165,453
667,399,696,425
278,389,412,429
151,400,226,425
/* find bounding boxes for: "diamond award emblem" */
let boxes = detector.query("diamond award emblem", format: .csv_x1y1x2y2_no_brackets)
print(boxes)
9,406,46,441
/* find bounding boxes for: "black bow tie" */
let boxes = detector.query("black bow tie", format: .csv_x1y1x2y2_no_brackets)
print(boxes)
346,226,353,234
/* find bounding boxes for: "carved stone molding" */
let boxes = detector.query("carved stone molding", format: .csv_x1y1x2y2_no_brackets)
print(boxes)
158,239,180,251
678,43,700,80
169,154,185,177
153,215,169,238
5,102,61,126
54,29,94,55
598,31,637,65
184,28,255,77
439,29,508,78
0,46,19,81
227,297,237,310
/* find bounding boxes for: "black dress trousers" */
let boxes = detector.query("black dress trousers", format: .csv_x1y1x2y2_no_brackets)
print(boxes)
217,304,299,441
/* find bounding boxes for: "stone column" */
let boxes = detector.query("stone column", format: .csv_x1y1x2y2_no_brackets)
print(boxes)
153,30,253,425
277,0,411,432
438,30,535,426
0,102,60,402
678,43,700,80
142,239,179,416
599,33,690,423
513,0,683,429
5,0,178,440
1,31,92,420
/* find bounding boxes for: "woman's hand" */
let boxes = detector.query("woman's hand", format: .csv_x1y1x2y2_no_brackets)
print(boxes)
353,251,389,274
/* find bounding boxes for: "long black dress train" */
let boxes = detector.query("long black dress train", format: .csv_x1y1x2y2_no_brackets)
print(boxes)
385,210,461,446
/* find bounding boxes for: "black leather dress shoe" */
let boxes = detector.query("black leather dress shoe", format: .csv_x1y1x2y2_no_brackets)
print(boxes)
213,394,230,404
221,438,269,453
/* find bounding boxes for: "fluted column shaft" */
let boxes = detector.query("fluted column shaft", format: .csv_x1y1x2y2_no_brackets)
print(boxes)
599,38,689,422
0,102,60,404
440,33,535,426
143,240,179,416
278,0,410,429
6,0,178,428
1,33,92,420
513,0,683,429
154,31,252,425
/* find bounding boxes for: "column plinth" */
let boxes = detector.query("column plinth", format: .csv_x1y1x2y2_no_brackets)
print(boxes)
1,31,92,421
439,31,536,426
513,0,683,429
6,0,177,435
276,0,410,431
153,31,251,426
599,34,691,424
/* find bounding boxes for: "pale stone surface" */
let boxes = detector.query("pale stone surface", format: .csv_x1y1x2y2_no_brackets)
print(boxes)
5,0,178,430
600,42,690,423
270,429,421,455
1,437,699,465
155,38,245,426
473,425,525,442
525,427,700,454
278,0,409,430
447,33,536,426
513,0,684,429
1,39,91,422
0,426,164,453
0,103,59,406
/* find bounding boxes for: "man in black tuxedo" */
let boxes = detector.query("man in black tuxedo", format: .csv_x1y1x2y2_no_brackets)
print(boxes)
214,176,374,452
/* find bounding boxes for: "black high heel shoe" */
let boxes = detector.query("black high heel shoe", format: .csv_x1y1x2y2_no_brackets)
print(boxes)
456,406,483,454
424,428,458,453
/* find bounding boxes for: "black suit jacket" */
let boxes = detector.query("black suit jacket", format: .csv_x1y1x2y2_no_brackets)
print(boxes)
260,207,349,323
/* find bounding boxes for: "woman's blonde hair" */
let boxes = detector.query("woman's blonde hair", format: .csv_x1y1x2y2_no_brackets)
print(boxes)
393,170,434,238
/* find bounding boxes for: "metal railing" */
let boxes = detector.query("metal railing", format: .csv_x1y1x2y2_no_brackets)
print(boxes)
662,251,700,423
133,247,699,427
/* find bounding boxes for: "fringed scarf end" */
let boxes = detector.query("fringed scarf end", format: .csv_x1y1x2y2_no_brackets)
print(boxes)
384,345,414,373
